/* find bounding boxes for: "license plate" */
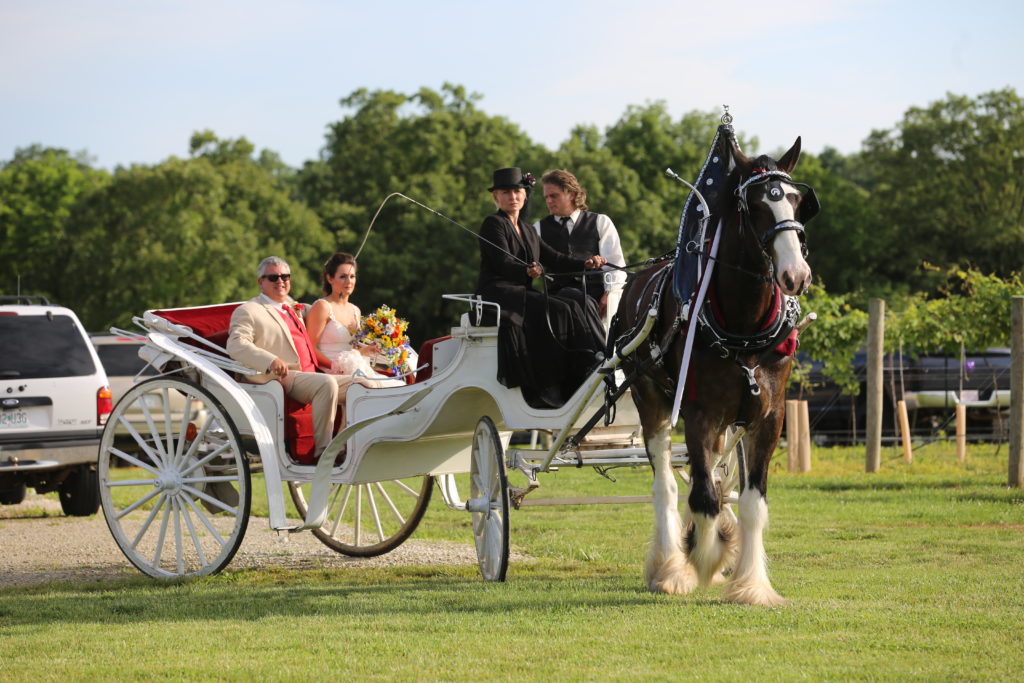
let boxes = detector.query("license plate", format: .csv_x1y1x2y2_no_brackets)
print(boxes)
0,409,29,429
960,390,979,403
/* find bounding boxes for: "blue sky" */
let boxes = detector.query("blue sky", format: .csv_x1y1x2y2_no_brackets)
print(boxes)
2,0,1021,170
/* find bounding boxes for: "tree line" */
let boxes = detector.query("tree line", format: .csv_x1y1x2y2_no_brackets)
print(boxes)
2,84,1023,359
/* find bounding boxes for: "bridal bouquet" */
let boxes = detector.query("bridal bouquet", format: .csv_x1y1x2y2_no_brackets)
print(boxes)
353,305,414,376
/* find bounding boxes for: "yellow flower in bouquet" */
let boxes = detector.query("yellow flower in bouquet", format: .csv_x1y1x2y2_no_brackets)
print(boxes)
354,305,413,374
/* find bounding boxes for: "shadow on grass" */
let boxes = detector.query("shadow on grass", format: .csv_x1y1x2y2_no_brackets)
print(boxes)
792,477,1019,496
0,565,714,628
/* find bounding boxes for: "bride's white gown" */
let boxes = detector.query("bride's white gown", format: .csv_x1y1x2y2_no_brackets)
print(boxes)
316,301,405,396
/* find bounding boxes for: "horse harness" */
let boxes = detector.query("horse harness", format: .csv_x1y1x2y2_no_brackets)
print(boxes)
568,169,816,445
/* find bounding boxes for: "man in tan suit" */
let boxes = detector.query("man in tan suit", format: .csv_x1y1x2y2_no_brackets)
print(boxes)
227,256,339,458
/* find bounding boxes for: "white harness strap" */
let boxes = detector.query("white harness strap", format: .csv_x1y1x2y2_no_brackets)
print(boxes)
670,217,723,426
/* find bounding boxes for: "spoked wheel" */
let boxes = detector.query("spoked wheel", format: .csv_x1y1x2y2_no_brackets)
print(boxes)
98,377,251,579
468,416,509,582
287,475,433,557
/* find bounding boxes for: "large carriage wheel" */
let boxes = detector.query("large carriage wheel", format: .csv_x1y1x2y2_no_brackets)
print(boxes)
287,474,433,557
98,377,251,579
468,416,509,582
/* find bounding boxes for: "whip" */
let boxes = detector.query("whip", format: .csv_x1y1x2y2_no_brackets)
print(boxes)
356,192,543,276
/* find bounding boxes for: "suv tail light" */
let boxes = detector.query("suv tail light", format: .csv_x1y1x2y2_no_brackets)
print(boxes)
97,386,113,426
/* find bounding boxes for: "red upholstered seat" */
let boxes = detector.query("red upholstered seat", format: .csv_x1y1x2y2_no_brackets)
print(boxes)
414,335,451,383
151,303,316,464
151,303,240,358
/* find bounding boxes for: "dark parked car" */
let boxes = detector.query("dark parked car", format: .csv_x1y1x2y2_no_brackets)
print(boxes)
789,348,1012,444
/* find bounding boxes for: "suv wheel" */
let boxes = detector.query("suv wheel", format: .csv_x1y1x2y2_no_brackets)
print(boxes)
0,482,27,505
59,464,100,516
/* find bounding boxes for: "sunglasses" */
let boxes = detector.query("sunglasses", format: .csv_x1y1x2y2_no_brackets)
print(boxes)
261,273,291,283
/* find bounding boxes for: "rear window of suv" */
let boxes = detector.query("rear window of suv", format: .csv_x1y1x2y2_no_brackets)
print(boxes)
94,342,158,376
0,314,98,378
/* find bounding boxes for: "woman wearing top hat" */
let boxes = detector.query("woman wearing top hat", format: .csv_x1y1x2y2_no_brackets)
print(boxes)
475,167,607,409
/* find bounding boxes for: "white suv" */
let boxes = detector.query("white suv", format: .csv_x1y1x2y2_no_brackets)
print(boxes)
0,296,112,515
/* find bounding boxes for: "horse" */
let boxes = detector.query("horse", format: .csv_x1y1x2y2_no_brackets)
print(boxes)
612,132,816,606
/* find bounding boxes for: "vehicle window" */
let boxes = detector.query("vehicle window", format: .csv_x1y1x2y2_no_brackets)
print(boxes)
95,343,157,376
0,315,97,378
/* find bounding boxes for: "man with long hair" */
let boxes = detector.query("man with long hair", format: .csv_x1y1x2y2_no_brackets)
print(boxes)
535,169,626,330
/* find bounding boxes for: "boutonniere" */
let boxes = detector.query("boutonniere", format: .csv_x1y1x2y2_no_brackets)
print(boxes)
291,302,306,319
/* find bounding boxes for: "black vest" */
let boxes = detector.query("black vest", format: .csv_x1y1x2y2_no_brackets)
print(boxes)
539,211,602,300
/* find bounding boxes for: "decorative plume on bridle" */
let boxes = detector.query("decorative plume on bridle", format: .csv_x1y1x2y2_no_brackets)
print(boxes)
671,121,737,305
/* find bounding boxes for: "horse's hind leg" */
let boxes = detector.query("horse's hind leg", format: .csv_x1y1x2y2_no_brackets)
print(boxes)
644,423,697,595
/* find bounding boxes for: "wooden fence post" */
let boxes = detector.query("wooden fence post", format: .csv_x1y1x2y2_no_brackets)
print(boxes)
786,399,799,472
866,299,885,473
955,404,967,464
897,399,912,463
1009,297,1024,487
799,399,812,473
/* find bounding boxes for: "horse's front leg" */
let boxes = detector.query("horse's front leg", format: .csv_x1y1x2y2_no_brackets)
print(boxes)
640,394,696,595
724,413,787,606
685,420,738,588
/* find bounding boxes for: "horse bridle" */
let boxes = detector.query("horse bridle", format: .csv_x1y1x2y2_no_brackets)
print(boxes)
735,168,820,260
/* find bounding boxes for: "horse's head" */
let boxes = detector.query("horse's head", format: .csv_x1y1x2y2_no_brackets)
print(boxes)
729,137,817,296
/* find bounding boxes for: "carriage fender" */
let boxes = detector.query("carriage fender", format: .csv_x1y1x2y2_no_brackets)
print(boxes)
294,386,435,531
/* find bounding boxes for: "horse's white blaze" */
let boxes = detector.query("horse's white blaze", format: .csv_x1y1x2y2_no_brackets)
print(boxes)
724,488,786,606
772,230,811,296
645,428,696,594
759,180,811,295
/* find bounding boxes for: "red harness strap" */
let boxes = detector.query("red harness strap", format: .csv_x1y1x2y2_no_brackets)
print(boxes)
684,284,798,402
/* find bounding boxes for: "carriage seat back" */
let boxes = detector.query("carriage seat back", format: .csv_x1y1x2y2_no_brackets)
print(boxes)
414,335,453,383
151,302,241,357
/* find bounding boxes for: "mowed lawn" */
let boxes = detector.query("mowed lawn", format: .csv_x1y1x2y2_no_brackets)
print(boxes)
1,442,1022,681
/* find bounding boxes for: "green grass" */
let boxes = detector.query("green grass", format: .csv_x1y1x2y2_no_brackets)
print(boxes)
2,443,1023,680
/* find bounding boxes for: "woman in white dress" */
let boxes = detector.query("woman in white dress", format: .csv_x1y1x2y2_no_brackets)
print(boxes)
305,253,403,411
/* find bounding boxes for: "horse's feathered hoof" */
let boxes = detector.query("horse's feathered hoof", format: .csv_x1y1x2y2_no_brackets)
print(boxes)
686,513,738,587
724,581,788,606
645,552,697,595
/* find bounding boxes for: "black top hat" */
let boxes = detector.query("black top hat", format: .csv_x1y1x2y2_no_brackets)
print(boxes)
489,167,535,191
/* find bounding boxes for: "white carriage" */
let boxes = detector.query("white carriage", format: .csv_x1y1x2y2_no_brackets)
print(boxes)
98,294,739,580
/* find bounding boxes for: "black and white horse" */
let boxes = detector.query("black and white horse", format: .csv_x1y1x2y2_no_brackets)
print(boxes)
614,134,816,605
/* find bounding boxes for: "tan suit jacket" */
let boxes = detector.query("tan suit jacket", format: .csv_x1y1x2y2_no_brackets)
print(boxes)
227,297,308,384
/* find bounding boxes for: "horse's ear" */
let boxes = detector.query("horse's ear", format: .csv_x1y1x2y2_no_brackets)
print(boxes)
777,137,802,173
728,136,749,171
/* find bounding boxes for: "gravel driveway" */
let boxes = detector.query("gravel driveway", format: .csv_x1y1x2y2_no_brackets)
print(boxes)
0,493,486,589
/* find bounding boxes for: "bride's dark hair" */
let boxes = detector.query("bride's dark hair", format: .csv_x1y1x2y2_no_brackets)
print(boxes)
322,252,357,295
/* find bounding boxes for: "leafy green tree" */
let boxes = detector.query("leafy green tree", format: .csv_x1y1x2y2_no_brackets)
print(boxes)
791,152,880,295
859,88,1024,290
60,134,329,330
0,146,109,298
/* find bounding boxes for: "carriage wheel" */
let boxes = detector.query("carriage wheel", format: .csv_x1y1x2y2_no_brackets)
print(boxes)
469,416,509,582
98,377,251,579
287,474,433,557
